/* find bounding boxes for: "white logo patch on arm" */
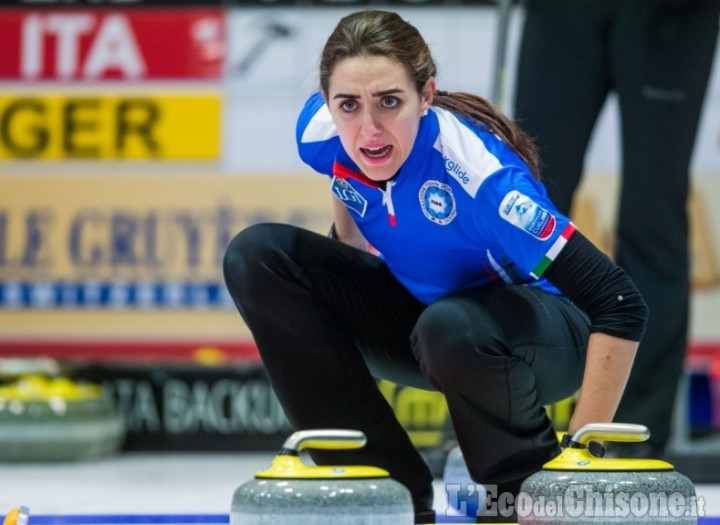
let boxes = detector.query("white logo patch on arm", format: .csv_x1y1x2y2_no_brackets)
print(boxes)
499,191,556,240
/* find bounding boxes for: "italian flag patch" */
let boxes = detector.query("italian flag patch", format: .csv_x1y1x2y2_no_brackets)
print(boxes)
530,223,576,279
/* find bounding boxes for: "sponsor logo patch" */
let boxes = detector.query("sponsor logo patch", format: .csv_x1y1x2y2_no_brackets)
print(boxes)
499,191,556,240
443,154,470,186
331,176,367,217
419,180,456,225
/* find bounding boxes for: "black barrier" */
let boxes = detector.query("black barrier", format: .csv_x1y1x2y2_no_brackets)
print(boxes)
71,361,293,451
69,360,456,472
67,361,575,478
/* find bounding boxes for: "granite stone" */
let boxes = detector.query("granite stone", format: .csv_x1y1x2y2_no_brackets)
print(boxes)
231,477,414,525
518,469,698,524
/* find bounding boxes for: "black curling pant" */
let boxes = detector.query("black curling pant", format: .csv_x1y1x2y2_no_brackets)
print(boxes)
223,223,589,505
514,0,720,451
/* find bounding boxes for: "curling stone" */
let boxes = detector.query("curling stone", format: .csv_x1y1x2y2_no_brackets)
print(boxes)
442,445,486,518
3,506,29,525
231,429,414,525
0,374,126,462
519,423,698,524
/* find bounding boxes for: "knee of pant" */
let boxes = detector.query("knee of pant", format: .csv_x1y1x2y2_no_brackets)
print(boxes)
412,299,503,379
223,223,287,297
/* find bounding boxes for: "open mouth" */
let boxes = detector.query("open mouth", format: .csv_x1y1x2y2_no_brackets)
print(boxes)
360,145,392,159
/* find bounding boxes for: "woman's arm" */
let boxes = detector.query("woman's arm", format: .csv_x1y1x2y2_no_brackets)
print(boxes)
542,231,648,434
331,197,369,251
567,332,637,434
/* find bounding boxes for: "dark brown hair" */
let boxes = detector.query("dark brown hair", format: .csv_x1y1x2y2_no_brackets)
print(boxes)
319,9,541,179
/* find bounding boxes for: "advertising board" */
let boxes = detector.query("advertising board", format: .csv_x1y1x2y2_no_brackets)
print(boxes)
0,9,225,81
0,92,222,160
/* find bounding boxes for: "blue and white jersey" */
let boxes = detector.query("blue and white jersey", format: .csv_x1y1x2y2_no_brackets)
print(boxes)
296,91,576,305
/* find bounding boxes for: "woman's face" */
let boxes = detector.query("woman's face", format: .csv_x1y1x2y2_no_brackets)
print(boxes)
324,55,435,182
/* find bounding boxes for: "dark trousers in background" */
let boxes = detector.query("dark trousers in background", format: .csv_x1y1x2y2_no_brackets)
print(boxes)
223,223,589,506
514,0,720,452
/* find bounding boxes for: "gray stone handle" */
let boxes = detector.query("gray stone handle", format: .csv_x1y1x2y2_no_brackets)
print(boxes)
281,429,367,453
571,423,650,446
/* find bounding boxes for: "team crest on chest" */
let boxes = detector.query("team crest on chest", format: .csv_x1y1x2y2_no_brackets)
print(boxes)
419,180,456,225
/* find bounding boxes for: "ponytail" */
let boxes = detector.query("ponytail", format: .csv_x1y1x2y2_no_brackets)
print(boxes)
433,91,541,180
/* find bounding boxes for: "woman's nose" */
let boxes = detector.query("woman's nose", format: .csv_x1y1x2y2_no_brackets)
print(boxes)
360,109,382,137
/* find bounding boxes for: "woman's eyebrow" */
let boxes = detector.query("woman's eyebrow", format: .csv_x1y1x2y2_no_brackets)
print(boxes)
332,88,404,100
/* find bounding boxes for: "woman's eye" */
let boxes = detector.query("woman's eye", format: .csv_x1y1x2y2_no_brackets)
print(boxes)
381,97,399,108
340,100,357,112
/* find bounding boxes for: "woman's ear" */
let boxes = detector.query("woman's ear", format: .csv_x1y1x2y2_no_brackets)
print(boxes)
422,77,437,113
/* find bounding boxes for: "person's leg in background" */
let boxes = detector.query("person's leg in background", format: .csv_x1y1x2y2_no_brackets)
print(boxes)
513,0,617,214
610,0,720,455
223,223,436,513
